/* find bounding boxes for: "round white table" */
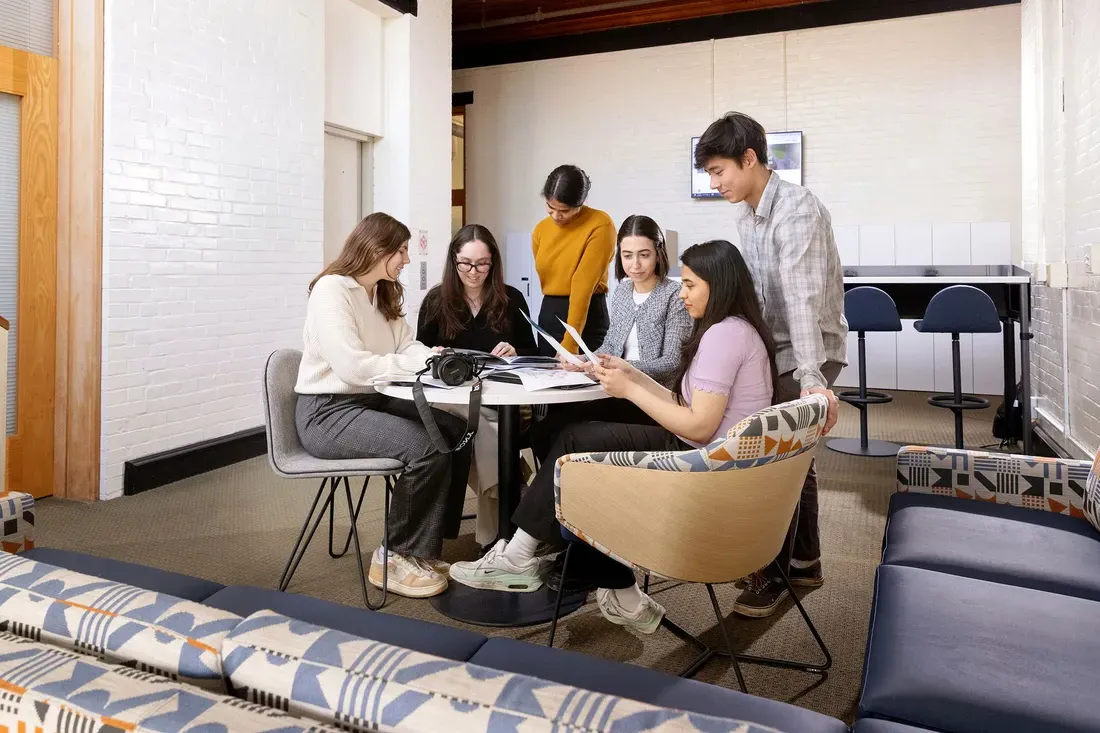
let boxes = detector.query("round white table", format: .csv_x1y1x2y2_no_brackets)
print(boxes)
376,376,608,627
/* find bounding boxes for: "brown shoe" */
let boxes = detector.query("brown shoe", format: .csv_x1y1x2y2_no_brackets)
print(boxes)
732,574,790,618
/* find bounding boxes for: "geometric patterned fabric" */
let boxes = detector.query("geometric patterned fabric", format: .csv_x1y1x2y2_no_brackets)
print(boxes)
896,445,1099,532
1086,450,1100,533
223,610,788,733
0,553,242,690
0,491,34,553
553,394,829,576
0,631,340,732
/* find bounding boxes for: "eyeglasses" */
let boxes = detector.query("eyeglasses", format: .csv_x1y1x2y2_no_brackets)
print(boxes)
456,261,492,273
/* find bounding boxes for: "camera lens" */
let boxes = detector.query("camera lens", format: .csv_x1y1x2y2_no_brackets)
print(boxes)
438,355,470,386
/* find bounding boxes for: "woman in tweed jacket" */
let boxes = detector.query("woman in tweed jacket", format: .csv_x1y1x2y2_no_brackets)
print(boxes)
527,215,692,462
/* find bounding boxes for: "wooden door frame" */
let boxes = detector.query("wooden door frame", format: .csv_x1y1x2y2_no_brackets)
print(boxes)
0,46,58,498
54,0,104,500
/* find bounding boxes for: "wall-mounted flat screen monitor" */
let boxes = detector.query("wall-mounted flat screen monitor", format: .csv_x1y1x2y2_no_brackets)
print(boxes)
691,131,803,198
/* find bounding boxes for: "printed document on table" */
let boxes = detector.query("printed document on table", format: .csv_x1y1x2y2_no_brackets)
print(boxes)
512,368,595,391
518,310,584,366
558,318,600,364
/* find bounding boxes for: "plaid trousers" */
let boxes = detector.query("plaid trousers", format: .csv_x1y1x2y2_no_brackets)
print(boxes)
295,392,472,559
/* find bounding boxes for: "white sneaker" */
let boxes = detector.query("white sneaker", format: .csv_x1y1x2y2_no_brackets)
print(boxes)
448,539,544,592
595,588,665,634
368,548,448,598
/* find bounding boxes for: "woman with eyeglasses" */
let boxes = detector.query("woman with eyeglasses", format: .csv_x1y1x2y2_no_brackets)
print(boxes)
417,225,537,548
418,225,537,358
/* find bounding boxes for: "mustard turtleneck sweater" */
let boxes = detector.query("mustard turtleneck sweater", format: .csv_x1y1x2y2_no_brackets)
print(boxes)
532,206,616,353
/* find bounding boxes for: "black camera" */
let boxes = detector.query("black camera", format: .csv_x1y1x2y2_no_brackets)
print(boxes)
429,349,484,386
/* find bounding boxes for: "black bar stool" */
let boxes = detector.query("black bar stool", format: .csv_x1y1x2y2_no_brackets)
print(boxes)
913,284,1002,449
828,287,903,457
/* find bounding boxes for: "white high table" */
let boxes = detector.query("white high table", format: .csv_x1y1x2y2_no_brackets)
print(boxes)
377,377,608,627
842,265,1033,452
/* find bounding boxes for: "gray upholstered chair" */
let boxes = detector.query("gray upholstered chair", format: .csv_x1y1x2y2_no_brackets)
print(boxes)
262,348,404,609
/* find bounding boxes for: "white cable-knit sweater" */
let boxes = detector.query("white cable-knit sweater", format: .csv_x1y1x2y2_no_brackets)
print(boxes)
294,275,434,394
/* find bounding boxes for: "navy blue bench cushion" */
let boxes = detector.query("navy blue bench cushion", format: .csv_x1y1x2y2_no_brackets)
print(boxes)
883,492,1100,602
861,564,1100,733
470,637,847,733
203,585,487,661
853,721,937,733
20,547,225,602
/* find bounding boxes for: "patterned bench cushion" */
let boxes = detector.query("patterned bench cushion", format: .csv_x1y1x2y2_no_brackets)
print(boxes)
0,632,338,732
222,610,788,733
0,491,34,553
0,553,241,690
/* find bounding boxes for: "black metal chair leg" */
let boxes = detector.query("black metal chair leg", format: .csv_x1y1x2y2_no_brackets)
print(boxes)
345,477,389,610
730,564,832,674
330,476,369,558
547,543,573,647
280,478,336,591
706,584,748,693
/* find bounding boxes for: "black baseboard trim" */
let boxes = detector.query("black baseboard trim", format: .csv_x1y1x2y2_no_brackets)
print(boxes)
454,0,1018,69
123,427,267,496
380,0,416,16
1032,423,1070,460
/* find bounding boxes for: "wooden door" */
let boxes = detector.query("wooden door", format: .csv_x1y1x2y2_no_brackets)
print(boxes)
1,46,58,498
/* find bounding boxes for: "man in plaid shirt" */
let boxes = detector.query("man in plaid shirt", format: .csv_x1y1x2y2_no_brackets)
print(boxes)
695,112,848,618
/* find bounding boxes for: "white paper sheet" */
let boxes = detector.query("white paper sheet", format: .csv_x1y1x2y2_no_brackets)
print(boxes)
518,309,583,366
558,318,600,364
511,368,596,391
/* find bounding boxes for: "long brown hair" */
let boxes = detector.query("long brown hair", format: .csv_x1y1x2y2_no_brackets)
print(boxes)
308,212,411,321
672,240,779,405
422,224,510,340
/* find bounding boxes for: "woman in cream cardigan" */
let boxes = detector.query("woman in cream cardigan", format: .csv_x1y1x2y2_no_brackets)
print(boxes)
527,214,692,462
295,212,471,600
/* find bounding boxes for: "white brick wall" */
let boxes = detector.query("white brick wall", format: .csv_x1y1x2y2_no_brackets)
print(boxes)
455,7,1021,256
101,0,326,498
1022,0,1100,458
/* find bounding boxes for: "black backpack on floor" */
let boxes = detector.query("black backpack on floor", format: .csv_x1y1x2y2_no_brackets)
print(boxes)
993,382,1024,443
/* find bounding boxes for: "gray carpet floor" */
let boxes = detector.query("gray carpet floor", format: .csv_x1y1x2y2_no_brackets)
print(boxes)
36,392,1005,725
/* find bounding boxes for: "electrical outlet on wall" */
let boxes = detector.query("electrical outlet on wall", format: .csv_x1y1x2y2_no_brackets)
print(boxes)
1048,262,1069,289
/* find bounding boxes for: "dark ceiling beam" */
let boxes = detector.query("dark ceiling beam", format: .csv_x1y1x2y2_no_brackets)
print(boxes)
380,0,417,15
455,0,811,44
453,0,1019,69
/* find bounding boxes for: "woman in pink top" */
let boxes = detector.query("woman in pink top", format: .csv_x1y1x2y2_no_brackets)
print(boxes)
450,240,778,634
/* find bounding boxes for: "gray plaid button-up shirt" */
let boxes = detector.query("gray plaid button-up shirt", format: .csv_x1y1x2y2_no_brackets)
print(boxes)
736,172,848,391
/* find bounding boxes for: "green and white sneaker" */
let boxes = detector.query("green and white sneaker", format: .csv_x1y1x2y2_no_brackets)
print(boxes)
595,588,665,635
448,539,544,592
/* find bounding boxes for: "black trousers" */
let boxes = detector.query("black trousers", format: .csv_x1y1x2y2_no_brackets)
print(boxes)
537,293,609,358
770,361,844,575
527,397,655,464
512,420,689,589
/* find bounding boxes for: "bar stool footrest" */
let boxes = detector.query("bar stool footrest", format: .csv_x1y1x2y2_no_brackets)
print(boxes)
838,389,893,406
928,394,989,411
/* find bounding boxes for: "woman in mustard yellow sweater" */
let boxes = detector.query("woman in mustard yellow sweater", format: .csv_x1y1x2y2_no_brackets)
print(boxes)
532,165,616,356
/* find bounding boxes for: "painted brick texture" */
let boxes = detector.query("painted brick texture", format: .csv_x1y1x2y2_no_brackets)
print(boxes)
101,0,325,498
454,7,1022,257
1022,0,1100,458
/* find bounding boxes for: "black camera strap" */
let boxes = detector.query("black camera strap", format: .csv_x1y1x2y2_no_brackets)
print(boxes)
411,369,482,454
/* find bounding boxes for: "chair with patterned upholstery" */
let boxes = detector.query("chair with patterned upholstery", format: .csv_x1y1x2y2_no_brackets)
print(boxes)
547,394,832,694
263,348,404,610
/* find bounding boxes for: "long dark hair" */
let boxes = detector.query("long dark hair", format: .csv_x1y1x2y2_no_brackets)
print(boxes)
614,215,670,280
671,240,778,405
422,224,510,340
309,212,410,321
